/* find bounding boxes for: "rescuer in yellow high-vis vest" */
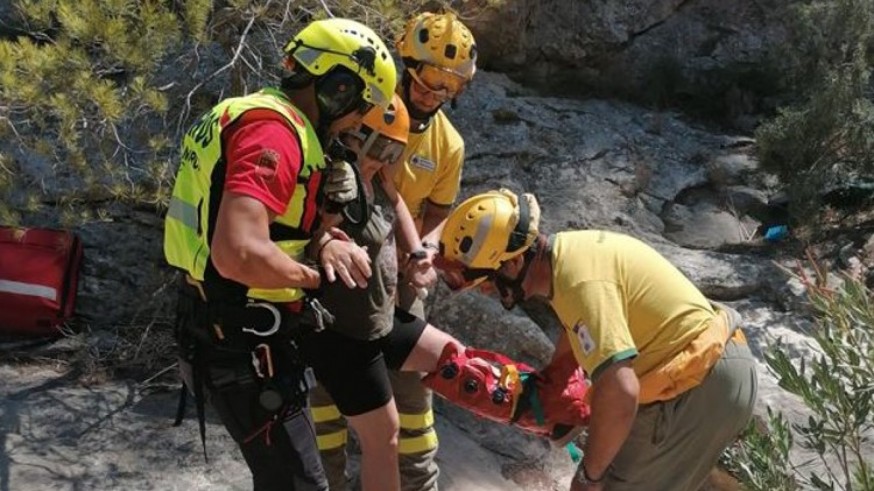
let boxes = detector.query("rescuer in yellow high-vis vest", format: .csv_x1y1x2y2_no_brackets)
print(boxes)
163,18,397,491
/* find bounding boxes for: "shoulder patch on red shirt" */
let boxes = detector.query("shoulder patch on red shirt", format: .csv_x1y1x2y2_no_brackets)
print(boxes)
255,149,280,180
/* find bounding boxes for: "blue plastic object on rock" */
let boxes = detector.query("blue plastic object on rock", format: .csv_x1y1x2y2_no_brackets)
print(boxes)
764,225,789,242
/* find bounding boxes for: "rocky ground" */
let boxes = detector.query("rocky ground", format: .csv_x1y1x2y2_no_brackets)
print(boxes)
1,350,751,491
0,355,577,491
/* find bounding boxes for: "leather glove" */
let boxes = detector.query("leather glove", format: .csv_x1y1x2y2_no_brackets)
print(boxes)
323,158,358,213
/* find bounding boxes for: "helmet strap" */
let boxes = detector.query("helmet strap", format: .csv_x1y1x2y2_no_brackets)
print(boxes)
507,195,530,253
495,252,533,311
281,69,314,91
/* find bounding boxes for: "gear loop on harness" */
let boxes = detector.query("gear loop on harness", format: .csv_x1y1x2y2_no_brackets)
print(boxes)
241,302,282,337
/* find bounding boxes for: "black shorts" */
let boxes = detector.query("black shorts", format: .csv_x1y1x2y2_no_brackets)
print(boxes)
299,308,426,416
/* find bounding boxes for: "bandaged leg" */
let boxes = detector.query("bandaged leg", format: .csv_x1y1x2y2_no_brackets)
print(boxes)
422,342,590,444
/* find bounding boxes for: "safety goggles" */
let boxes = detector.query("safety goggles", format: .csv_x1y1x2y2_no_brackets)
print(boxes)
407,64,467,102
316,66,374,120
432,254,496,291
346,127,406,166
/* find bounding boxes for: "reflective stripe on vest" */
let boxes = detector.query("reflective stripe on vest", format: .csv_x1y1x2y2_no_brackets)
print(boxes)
0,279,56,301
164,88,324,302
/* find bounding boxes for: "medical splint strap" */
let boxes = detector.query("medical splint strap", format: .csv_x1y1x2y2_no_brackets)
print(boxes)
0,226,83,338
637,306,746,404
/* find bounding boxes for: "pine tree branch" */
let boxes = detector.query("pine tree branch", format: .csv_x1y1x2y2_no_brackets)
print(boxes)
177,4,264,133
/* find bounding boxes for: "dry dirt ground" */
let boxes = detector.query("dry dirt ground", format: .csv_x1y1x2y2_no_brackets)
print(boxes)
0,361,578,491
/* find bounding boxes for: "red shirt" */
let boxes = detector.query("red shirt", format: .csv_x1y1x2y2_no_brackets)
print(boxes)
223,116,302,216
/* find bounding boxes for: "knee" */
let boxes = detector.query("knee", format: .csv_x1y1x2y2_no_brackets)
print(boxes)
349,408,400,454
359,427,400,456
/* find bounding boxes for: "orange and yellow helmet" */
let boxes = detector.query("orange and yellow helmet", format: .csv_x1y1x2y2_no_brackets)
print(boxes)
351,93,410,165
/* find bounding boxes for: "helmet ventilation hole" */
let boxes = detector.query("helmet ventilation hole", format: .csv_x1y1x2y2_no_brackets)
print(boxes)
444,44,457,59
459,236,473,253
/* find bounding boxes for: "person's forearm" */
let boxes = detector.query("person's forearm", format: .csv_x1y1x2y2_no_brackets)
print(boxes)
381,175,422,254
420,201,450,242
306,214,344,259
582,364,639,479
395,201,423,254
214,239,321,290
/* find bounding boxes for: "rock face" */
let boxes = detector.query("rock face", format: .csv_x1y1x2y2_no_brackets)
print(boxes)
461,0,788,120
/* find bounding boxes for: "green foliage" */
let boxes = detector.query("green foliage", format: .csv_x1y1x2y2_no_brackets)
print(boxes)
0,0,210,225
725,408,798,491
0,0,436,227
183,0,212,42
755,0,874,223
728,259,874,491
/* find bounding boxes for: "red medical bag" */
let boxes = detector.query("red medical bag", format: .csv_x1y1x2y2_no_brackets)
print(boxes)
0,226,83,337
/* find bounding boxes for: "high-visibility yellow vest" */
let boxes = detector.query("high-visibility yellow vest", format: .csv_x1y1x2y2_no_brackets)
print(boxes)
164,88,324,303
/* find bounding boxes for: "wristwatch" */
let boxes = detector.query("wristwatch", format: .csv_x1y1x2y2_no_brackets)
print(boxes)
421,240,439,252
574,460,606,486
410,249,428,261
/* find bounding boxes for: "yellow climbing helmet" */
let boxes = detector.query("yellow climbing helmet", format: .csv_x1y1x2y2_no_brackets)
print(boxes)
397,11,477,87
284,18,397,110
440,189,541,271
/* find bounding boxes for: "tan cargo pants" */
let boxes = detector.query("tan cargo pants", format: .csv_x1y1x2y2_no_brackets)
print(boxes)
603,338,758,491
391,283,439,491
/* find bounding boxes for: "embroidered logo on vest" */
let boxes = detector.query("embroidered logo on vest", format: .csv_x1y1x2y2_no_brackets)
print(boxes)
573,321,596,356
411,155,436,172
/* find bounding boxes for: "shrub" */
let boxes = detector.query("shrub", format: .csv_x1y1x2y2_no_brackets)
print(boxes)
728,257,874,491
755,0,874,224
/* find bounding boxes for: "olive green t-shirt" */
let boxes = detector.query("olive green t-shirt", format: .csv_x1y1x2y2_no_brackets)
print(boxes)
319,184,398,340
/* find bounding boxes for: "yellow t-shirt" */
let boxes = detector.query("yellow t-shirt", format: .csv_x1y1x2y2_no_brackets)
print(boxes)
392,110,465,220
548,231,715,380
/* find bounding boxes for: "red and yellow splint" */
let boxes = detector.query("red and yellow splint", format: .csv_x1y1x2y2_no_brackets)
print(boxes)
422,343,591,445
